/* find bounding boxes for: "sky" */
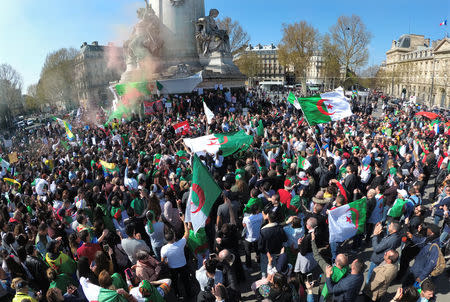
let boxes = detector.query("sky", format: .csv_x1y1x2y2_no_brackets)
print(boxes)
0,0,449,91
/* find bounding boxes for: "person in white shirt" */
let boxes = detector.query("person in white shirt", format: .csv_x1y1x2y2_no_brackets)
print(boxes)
195,258,223,292
242,205,263,269
160,216,193,299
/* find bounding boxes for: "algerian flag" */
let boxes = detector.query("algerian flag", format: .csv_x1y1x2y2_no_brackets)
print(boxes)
297,156,311,170
328,197,367,242
287,91,301,110
203,101,214,124
431,119,440,134
298,87,352,126
257,120,264,137
99,160,119,176
183,130,253,157
53,117,75,141
0,157,9,170
187,227,209,255
80,277,127,302
185,154,221,232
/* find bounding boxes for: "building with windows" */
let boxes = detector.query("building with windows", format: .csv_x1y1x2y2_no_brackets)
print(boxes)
74,41,125,108
239,44,324,89
383,34,450,107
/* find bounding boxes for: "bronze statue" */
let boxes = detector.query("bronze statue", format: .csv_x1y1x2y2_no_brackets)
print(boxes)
196,9,231,56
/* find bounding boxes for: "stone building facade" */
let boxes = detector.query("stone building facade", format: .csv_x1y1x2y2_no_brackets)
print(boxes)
384,34,450,107
239,44,324,89
74,41,125,108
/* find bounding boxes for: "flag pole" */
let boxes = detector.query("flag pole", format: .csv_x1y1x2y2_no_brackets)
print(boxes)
296,95,322,150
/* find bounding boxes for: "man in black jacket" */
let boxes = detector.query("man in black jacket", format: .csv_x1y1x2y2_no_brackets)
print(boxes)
258,207,287,278
24,245,50,293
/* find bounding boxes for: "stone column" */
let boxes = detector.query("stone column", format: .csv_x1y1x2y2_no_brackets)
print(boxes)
150,0,204,68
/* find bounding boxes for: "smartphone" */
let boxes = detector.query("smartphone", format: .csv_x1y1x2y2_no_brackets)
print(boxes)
124,268,133,281
306,273,313,284
91,260,96,267
103,244,110,253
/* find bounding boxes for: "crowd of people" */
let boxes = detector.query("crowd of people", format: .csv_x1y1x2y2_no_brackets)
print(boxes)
0,87,448,302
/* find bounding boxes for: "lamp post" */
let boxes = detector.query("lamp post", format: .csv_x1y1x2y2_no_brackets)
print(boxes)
429,57,436,107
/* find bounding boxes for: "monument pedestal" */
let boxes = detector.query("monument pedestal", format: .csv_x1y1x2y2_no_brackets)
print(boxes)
199,51,241,75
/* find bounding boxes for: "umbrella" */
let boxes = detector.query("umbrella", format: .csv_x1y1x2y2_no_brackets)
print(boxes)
415,111,441,120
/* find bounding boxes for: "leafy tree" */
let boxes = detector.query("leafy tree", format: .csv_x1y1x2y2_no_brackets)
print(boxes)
234,52,261,87
37,48,78,110
278,21,319,94
217,17,250,55
330,15,372,85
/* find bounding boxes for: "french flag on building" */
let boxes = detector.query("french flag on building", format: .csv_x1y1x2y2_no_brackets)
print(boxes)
440,19,447,26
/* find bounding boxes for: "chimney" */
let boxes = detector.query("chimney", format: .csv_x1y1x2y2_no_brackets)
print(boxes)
92,41,99,46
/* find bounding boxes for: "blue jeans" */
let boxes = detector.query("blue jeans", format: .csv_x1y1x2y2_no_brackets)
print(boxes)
330,241,342,262
434,215,443,225
440,231,448,247
260,253,278,277
366,262,377,284
382,206,390,223
153,245,162,261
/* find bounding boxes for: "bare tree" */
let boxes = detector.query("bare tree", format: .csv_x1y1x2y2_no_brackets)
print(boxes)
27,83,38,98
234,52,261,87
321,34,342,89
278,21,319,94
217,17,250,55
330,15,372,84
0,64,23,125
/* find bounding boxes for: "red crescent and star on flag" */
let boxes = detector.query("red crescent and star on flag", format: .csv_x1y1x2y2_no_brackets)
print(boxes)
346,208,360,229
316,99,335,116
207,136,228,146
191,183,205,213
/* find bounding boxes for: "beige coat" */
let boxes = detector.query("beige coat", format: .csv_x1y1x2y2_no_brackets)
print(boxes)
363,262,398,301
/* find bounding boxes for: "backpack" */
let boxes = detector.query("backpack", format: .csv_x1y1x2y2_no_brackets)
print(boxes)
429,243,446,277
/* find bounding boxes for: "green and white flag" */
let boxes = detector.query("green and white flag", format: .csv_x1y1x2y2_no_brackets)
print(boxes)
287,91,301,110
80,276,127,302
185,155,222,233
297,156,311,170
0,157,9,170
328,197,367,242
203,101,214,124
183,130,253,157
298,87,352,125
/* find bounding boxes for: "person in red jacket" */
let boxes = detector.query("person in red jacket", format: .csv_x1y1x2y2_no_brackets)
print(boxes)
76,230,101,264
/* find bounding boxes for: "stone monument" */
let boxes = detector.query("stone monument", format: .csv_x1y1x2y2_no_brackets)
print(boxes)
120,0,244,89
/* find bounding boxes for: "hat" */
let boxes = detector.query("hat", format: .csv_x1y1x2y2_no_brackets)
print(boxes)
397,189,408,198
426,223,440,236
343,152,351,159
312,190,329,204
389,167,397,175
298,171,309,186
284,179,293,190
